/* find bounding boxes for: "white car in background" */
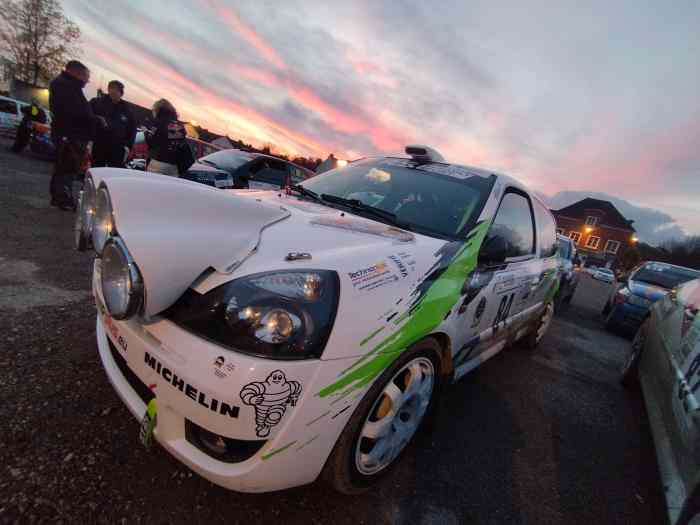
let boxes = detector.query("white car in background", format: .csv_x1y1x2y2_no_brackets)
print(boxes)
621,277,700,525
592,267,615,283
75,145,560,494
0,96,28,138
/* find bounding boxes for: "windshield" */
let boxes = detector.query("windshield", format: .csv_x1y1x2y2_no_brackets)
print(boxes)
300,159,495,239
199,150,254,172
557,238,571,260
632,263,699,289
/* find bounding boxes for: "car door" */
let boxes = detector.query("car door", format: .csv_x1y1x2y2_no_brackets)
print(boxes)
247,158,289,190
454,189,539,373
0,98,20,134
669,280,700,484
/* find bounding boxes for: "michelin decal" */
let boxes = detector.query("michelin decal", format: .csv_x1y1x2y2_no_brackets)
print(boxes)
240,371,302,438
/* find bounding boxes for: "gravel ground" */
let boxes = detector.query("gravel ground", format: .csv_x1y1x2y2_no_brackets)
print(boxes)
0,141,668,524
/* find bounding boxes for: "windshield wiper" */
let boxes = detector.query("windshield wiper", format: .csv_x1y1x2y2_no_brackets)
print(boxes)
319,194,410,229
199,159,218,168
289,184,323,203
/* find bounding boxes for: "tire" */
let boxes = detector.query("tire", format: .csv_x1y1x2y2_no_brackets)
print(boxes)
604,305,618,331
521,301,555,350
621,320,647,388
322,338,442,495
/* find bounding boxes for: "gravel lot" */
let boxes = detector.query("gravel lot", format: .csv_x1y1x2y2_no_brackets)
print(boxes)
0,142,667,524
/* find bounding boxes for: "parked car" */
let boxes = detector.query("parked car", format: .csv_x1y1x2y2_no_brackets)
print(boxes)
183,149,314,189
128,130,223,165
604,261,700,333
592,267,615,283
554,234,580,307
620,277,700,525
0,96,28,138
74,145,560,494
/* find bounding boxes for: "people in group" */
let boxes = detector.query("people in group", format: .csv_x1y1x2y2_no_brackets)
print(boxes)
48,60,96,210
11,99,47,153
90,80,136,168
145,98,188,177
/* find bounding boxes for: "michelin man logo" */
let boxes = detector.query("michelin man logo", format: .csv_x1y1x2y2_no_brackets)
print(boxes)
240,370,302,438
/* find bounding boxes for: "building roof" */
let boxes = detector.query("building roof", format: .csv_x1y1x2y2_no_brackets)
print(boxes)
552,197,636,232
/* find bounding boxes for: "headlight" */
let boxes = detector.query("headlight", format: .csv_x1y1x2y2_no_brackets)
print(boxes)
74,177,96,251
101,237,144,320
165,270,340,359
93,185,115,255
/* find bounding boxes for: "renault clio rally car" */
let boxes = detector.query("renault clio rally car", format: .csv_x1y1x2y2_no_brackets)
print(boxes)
75,145,560,494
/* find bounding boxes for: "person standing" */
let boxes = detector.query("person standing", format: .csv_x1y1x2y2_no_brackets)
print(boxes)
48,60,96,210
89,81,136,167
146,99,188,177
11,99,47,153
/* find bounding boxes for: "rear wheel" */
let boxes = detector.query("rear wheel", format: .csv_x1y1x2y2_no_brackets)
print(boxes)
323,339,441,495
621,320,647,388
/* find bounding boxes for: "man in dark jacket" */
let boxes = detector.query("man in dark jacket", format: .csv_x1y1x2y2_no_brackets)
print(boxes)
48,60,96,210
90,81,136,167
11,100,47,153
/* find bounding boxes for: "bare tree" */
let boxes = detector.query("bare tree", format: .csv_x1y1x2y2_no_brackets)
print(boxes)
0,0,81,86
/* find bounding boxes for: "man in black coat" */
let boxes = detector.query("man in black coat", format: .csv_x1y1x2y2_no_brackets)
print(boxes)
90,81,136,167
48,60,96,210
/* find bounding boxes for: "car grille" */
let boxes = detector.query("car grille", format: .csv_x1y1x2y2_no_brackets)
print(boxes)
108,338,155,406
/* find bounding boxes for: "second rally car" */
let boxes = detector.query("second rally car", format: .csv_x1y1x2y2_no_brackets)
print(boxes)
75,145,560,494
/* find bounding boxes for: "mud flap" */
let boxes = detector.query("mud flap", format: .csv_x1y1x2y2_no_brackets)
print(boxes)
139,398,157,449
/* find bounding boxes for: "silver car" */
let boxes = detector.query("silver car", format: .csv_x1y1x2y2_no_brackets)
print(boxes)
621,277,700,524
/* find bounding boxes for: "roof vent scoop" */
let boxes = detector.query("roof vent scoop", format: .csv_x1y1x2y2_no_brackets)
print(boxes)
405,145,445,163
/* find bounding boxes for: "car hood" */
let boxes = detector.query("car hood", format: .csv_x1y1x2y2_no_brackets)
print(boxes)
627,279,669,301
96,171,291,317
187,161,228,176
193,190,444,295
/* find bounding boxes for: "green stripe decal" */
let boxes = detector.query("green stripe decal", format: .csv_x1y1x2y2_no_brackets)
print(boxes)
261,440,297,460
360,326,385,346
318,221,491,399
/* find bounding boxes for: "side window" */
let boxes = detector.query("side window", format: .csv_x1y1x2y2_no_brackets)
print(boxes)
534,200,557,257
250,159,288,186
0,99,18,115
489,191,535,258
288,165,306,185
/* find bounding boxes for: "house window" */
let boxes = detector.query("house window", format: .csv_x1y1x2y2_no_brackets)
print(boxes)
586,236,601,249
605,240,620,254
569,232,581,244
585,216,599,226
556,228,565,235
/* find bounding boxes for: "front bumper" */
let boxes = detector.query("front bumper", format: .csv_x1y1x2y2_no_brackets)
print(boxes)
94,266,366,492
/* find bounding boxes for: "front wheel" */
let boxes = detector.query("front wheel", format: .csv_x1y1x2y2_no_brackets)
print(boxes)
322,339,441,495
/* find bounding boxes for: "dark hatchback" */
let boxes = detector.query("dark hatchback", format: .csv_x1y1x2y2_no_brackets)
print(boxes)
183,149,314,190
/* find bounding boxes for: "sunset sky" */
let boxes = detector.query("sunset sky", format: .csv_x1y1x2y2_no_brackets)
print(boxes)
62,0,700,240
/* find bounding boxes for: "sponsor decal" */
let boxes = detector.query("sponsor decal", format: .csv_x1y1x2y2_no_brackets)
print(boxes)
144,352,239,418
103,315,128,353
240,370,302,438
348,261,399,293
416,164,483,180
212,355,236,379
261,440,297,460
296,434,320,451
139,398,157,449
471,296,487,327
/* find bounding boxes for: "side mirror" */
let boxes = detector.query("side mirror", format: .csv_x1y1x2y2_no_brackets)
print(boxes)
479,235,508,265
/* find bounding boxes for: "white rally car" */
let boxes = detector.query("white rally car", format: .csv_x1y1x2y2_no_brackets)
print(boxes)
75,145,560,494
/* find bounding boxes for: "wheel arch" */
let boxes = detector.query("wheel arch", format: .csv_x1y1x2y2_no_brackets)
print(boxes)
425,331,454,383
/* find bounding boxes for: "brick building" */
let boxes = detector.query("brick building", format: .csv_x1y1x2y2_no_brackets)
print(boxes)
551,198,637,268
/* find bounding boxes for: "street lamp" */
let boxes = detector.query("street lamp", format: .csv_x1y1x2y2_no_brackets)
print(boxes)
631,236,639,243
584,226,594,233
